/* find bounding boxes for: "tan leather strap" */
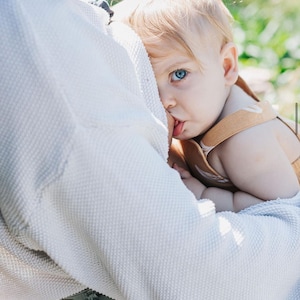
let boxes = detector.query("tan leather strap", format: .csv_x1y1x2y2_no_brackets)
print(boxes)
179,138,236,190
235,75,260,102
201,101,277,149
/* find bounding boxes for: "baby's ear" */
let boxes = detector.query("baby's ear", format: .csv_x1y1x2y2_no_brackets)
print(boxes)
221,42,239,85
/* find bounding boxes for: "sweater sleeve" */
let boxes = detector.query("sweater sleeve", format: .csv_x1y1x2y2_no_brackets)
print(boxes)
1,1,300,300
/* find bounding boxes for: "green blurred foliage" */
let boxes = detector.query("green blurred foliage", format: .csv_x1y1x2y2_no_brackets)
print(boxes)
226,0,300,117
228,0,300,69
109,0,121,5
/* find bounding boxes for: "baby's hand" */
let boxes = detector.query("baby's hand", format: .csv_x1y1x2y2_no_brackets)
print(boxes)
172,163,206,199
172,163,192,179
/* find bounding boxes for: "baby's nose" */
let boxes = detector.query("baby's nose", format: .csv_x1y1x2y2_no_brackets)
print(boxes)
160,91,176,109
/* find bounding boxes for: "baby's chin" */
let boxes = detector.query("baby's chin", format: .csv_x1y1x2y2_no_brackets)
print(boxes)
173,132,194,141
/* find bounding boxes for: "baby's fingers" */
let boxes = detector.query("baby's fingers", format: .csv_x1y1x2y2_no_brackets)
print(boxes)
172,163,192,179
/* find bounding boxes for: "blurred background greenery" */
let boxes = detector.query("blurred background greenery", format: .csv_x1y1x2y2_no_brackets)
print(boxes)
111,0,300,120
227,0,300,120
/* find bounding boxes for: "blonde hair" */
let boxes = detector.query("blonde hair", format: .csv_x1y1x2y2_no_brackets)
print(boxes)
126,0,234,62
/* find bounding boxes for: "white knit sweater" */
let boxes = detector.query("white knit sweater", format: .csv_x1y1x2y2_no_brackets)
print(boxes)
1,1,300,299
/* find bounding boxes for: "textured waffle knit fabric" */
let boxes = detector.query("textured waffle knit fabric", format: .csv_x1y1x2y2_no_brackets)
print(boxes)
1,0,300,299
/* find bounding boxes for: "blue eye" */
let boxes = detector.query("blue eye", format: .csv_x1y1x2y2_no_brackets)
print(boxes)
171,69,187,81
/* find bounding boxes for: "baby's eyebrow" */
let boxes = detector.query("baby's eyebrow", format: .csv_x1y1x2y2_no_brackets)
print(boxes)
152,58,190,77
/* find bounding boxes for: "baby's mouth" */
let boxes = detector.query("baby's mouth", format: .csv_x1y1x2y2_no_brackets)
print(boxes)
173,118,184,137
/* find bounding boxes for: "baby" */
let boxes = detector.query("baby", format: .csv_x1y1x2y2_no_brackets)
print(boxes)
125,0,300,211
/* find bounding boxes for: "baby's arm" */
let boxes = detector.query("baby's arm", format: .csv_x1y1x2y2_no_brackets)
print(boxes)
173,164,264,212
218,120,299,201
202,188,264,212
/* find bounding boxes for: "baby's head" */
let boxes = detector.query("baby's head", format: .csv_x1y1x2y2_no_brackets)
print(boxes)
126,0,234,65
